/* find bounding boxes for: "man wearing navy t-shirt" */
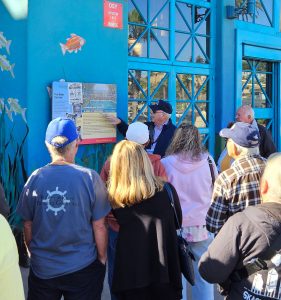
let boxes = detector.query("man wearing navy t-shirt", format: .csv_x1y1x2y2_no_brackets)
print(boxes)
17,118,110,300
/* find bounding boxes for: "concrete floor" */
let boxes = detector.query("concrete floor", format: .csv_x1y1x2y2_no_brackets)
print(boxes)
21,267,223,300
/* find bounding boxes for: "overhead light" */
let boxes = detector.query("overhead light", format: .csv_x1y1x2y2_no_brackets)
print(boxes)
1,0,28,20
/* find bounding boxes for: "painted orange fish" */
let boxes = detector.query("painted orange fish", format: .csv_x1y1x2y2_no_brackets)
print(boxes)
60,34,86,55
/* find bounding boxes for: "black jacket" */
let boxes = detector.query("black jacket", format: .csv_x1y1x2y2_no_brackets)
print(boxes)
199,203,281,300
117,119,176,158
112,184,182,297
258,124,276,158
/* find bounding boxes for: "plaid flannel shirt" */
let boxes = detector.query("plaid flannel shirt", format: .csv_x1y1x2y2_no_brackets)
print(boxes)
206,154,266,234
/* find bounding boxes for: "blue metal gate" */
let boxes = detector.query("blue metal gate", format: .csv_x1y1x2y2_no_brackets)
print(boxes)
127,0,215,153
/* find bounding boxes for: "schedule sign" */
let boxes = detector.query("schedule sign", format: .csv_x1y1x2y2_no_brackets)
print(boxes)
104,1,123,29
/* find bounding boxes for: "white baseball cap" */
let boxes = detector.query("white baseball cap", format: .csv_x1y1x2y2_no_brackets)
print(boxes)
126,122,149,145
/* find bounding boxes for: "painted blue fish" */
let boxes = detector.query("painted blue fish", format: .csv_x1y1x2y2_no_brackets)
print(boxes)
0,32,12,55
0,55,15,78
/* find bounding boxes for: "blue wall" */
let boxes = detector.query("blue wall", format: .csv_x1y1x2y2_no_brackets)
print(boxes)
26,0,128,173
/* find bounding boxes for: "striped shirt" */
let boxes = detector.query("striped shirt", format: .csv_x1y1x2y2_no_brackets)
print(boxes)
206,154,266,234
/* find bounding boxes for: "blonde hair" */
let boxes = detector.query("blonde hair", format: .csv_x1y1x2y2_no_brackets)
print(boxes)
166,124,205,160
261,153,281,203
108,140,164,208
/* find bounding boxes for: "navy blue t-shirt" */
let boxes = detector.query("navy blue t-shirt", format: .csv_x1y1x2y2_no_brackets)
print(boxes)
17,163,111,279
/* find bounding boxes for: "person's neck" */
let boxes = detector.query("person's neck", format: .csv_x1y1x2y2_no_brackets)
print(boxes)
51,156,74,165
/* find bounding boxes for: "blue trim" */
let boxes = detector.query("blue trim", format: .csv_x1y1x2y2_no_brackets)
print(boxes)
235,27,280,147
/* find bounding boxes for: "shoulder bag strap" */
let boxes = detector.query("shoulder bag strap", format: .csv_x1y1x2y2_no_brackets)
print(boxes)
207,156,215,186
164,183,182,234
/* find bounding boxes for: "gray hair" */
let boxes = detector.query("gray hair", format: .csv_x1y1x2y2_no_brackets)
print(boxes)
233,140,259,156
262,153,281,203
45,136,77,158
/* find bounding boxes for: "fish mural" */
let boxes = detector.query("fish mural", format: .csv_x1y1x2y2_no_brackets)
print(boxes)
0,55,15,78
0,32,12,55
0,98,27,123
60,34,86,55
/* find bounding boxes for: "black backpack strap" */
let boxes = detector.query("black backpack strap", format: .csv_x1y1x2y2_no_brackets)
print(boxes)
231,224,281,282
164,183,181,229
207,156,215,186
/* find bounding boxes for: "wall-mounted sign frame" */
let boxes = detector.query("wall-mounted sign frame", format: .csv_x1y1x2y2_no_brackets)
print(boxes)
52,81,117,144
104,0,123,29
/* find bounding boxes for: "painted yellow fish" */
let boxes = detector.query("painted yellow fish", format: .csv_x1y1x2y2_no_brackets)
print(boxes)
7,98,27,123
0,32,12,55
0,55,15,78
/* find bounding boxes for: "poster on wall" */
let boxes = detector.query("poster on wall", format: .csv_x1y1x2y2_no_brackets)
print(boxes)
52,81,117,144
104,1,123,29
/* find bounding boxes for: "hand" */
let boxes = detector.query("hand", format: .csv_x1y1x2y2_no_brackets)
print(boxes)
98,256,107,265
103,114,121,125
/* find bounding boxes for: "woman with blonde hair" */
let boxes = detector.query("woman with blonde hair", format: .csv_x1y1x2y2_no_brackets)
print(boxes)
108,140,182,300
161,124,218,300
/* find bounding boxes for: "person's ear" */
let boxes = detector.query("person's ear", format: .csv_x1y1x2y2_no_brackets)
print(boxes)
260,178,269,196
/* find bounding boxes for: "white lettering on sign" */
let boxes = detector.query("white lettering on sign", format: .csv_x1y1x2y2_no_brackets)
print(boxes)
109,3,117,9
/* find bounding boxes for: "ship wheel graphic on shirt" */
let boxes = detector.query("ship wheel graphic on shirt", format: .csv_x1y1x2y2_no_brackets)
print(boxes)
42,187,71,216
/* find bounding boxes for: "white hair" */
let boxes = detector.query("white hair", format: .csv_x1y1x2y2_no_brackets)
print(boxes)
262,153,281,203
233,140,259,156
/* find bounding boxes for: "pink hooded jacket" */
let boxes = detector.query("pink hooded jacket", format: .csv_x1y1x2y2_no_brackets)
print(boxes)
161,153,218,227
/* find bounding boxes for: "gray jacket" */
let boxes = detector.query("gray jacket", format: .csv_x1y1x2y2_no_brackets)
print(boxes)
199,203,281,300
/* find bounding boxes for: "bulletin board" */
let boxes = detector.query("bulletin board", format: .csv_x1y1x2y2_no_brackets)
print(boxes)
52,81,117,144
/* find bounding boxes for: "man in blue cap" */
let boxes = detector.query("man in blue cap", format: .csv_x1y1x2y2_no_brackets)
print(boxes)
106,100,176,157
17,118,111,300
206,122,267,234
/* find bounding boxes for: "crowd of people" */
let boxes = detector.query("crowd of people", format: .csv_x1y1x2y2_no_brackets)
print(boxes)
0,101,280,300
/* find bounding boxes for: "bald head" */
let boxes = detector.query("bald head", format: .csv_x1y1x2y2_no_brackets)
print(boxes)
236,105,254,124
261,153,281,203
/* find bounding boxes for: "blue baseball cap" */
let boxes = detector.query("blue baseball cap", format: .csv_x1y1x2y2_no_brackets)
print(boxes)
45,117,79,148
220,122,260,148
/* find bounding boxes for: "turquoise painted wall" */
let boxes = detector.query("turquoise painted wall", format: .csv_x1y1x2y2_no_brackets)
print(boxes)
0,2,28,224
26,0,128,173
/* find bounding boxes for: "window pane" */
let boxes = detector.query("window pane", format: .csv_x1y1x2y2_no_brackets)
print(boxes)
150,72,168,99
129,0,147,22
151,0,169,29
194,7,210,35
150,29,169,59
195,102,208,128
175,2,192,32
128,101,148,123
255,0,272,26
128,29,148,57
128,70,148,99
175,33,192,62
176,102,192,124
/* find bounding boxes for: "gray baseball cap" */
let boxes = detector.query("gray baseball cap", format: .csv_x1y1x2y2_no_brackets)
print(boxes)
220,122,260,148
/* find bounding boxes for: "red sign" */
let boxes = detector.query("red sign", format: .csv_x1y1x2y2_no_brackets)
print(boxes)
104,1,123,29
